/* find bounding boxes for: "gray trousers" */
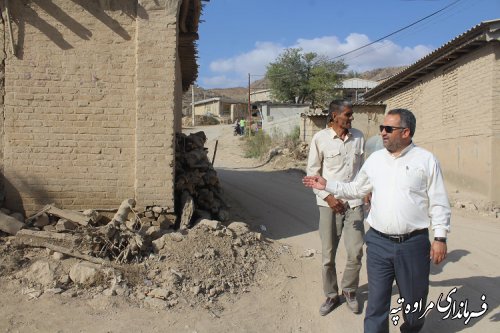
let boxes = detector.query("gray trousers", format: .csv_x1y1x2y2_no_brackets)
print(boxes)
318,205,365,298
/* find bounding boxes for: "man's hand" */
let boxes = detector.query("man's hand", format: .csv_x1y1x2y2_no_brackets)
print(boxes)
325,195,346,214
363,193,372,212
302,175,327,190
430,241,447,264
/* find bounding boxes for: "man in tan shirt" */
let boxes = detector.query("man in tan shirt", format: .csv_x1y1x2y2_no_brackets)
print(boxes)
307,100,365,315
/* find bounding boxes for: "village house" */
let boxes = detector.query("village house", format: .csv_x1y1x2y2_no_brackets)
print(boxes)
300,102,386,144
192,97,247,123
339,78,378,102
250,88,272,103
363,19,500,207
0,0,203,215
258,103,309,137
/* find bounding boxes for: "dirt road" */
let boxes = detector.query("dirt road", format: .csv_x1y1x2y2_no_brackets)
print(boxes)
0,124,498,333
196,124,500,332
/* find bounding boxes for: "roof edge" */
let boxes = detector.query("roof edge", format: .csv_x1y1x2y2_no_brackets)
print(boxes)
364,19,500,101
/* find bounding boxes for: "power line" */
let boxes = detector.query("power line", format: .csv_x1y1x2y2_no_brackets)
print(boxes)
329,0,462,60
249,0,464,81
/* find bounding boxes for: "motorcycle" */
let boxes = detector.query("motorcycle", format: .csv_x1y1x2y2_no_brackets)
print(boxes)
234,123,241,136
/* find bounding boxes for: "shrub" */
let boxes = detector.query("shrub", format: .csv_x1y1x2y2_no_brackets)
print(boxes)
244,131,272,158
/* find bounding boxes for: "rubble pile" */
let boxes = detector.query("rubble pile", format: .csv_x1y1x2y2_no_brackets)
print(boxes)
0,203,275,311
267,142,309,162
175,131,229,226
0,129,277,311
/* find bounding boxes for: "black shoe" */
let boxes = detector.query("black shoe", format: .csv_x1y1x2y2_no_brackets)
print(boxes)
319,296,340,316
342,290,360,314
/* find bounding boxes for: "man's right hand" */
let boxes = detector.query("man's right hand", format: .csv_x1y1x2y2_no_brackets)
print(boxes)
302,175,326,190
325,195,346,214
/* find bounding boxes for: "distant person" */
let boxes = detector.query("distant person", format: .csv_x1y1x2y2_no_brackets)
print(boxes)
234,118,241,136
306,100,365,316
303,108,451,332
239,118,246,135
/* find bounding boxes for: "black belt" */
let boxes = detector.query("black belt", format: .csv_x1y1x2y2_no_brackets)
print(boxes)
371,228,428,243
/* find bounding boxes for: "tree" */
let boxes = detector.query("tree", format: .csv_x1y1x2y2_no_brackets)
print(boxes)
266,48,347,108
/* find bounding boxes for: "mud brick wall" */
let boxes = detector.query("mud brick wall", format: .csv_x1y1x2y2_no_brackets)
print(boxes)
1,0,184,214
374,44,500,205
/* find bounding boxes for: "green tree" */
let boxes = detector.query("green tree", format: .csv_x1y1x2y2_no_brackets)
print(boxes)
266,48,347,108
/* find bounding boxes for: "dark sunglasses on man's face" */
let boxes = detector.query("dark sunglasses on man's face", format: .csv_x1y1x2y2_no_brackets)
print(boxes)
379,125,406,133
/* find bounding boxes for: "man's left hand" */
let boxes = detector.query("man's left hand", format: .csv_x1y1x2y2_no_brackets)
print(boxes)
430,241,447,264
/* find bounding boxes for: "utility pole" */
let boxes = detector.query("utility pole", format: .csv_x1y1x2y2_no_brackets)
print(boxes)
248,73,251,136
191,84,195,127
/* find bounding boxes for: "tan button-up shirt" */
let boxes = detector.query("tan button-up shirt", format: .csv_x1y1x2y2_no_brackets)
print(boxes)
307,127,365,208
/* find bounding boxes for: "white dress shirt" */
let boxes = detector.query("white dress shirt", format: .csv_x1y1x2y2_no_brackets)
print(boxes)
325,143,451,237
307,127,365,208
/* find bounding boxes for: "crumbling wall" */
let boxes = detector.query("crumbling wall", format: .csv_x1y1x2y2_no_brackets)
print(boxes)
1,0,184,214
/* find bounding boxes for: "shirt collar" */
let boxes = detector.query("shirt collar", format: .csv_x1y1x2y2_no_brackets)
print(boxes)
330,127,352,141
388,142,414,158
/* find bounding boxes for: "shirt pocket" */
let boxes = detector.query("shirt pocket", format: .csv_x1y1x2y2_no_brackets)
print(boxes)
400,167,426,191
351,147,363,170
324,149,342,168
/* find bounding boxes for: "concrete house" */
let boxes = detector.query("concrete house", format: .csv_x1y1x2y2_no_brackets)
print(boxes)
1,0,203,214
259,103,310,137
364,19,500,206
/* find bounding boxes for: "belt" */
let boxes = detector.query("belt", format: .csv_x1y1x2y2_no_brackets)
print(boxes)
371,228,428,243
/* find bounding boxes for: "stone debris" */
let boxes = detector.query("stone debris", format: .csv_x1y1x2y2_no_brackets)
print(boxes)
0,210,25,235
24,260,57,287
22,288,43,300
33,213,50,228
227,222,250,236
11,212,25,223
55,219,78,232
69,262,107,286
197,219,221,230
301,249,317,258
45,287,64,294
175,132,229,227
1,199,276,313
0,130,278,313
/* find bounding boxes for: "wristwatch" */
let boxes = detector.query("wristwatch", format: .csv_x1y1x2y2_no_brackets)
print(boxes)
434,237,447,243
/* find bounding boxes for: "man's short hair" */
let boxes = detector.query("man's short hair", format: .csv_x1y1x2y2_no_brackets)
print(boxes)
327,100,352,123
387,108,416,137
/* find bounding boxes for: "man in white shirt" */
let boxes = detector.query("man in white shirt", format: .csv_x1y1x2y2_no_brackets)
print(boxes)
307,100,365,315
303,109,450,333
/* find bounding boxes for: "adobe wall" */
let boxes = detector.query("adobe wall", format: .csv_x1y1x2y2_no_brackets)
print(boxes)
1,0,183,214
378,44,499,205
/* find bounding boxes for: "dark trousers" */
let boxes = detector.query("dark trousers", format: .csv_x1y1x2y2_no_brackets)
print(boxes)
364,228,430,333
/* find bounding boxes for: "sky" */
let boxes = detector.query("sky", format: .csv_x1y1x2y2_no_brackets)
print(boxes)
196,0,499,88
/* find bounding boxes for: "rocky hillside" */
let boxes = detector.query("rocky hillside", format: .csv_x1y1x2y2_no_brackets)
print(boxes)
360,66,406,82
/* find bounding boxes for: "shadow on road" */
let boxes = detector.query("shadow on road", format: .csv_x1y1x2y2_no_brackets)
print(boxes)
216,167,318,241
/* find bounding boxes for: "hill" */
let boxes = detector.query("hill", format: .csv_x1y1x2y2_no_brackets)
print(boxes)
359,66,406,82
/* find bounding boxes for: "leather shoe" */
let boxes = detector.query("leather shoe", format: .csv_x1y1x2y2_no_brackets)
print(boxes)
343,290,360,314
319,296,340,316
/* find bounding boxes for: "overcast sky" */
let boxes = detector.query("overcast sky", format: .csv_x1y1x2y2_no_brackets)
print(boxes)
196,0,499,88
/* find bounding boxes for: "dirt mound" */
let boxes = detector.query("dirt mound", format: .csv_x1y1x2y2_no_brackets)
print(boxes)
0,220,277,312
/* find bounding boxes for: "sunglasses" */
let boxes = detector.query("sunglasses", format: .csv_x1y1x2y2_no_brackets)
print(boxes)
379,125,406,133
